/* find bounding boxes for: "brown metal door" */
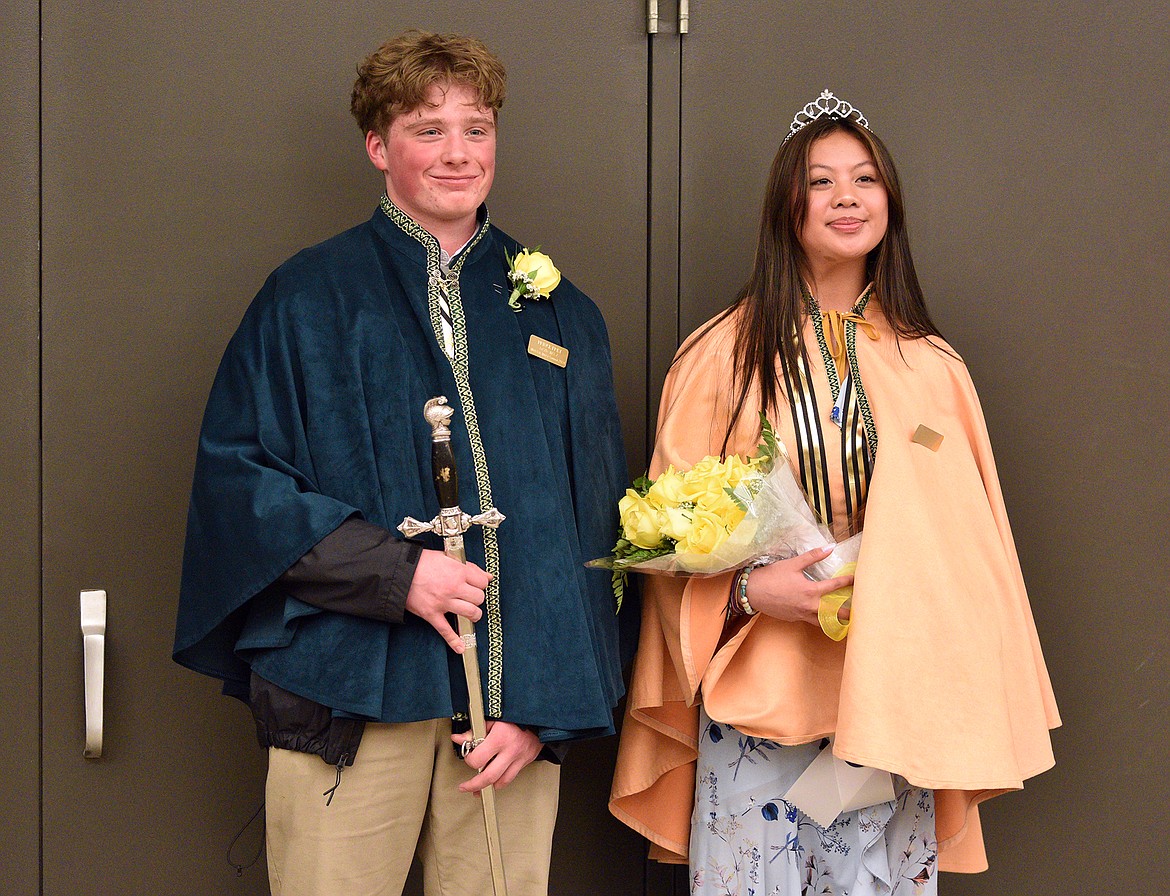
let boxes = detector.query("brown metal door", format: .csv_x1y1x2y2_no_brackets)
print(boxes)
37,3,648,894
663,3,1168,894
0,5,42,896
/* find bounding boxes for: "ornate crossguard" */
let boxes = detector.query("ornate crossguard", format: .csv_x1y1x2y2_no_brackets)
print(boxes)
398,506,505,540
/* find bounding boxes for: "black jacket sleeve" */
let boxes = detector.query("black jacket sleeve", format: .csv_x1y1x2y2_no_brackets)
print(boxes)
259,518,568,764
277,516,422,623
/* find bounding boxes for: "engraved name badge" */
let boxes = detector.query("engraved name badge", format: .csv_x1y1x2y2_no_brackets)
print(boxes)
527,334,569,368
911,424,944,452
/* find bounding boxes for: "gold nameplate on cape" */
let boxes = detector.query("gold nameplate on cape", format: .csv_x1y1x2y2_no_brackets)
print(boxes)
912,424,944,452
527,335,568,368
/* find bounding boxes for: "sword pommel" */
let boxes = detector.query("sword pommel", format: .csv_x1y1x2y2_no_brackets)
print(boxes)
423,396,454,440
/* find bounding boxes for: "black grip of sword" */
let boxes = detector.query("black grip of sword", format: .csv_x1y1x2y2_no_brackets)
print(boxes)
431,437,460,510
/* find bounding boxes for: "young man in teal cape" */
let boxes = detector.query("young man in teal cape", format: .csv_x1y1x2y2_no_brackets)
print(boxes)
173,31,632,896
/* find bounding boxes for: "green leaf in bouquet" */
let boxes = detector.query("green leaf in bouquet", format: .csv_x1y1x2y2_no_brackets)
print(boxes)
613,543,675,568
724,485,748,511
612,569,626,613
757,411,783,470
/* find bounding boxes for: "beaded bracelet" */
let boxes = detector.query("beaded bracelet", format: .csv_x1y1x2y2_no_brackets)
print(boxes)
726,568,746,617
727,563,760,618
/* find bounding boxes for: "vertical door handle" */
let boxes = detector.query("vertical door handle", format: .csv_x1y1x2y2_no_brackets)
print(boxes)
80,589,107,758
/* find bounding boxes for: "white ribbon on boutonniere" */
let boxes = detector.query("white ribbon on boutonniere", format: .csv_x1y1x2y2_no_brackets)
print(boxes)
505,247,561,311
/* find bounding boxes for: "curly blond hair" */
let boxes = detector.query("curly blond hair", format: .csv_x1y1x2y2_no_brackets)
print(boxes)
351,30,507,136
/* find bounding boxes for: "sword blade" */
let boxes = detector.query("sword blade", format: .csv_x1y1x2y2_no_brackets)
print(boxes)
454,610,508,894
477,760,509,896
445,538,508,896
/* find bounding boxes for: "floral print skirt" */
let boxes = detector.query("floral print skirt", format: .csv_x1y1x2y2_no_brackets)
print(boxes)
691,708,937,896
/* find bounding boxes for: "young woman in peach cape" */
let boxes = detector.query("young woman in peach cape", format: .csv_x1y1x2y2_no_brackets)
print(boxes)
609,92,1059,895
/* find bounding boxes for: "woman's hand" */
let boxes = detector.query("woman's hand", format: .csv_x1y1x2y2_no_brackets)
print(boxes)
743,546,853,627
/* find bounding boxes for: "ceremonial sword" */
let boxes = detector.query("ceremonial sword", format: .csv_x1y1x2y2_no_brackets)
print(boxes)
398,396,508,896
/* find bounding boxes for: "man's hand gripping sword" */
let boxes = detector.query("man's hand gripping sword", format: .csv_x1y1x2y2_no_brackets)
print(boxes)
398,396,508,896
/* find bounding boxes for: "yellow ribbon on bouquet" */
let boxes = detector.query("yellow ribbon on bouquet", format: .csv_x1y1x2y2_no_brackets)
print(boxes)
818,561,856,641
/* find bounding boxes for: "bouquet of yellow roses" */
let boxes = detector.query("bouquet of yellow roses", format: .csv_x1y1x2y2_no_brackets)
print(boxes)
590,416,861,610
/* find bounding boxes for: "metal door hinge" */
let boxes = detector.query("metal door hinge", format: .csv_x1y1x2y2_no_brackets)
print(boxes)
648,1,691,36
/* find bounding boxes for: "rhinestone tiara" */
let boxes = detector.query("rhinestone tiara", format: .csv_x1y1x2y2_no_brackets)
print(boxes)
784,89,869,143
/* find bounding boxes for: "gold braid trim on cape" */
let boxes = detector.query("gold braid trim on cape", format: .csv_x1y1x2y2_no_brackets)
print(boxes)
608,308,1060,873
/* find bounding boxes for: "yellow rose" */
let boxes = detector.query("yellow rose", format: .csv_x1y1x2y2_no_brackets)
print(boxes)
512,249,562,297
679,459,733,506
701,490,748,530
646,466,689,507
685,456,724,479
722,454,760,487
659,506,695,543
677,508,732,555
618,489,665,549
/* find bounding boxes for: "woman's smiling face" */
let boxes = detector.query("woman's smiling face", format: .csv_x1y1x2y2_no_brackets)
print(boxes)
798,129,889,278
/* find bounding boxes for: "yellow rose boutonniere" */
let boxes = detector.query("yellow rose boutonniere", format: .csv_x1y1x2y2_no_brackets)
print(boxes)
505,247,561,311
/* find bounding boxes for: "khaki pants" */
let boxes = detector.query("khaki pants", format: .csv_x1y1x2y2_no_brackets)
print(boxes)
265,718,561,896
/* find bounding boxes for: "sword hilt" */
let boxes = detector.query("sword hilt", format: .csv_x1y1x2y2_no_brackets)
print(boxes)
397,397,505,540
430,420,460,511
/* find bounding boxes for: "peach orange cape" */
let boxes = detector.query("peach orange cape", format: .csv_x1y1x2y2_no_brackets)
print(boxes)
609,309,1060,873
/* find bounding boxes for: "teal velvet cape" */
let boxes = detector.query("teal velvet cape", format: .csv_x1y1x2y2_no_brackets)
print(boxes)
174,205,632,741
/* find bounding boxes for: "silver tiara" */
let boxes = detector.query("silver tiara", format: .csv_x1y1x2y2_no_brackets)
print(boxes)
784,89,869,143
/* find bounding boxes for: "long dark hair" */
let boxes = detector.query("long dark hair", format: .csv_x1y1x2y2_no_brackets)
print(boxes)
689,117,943,454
